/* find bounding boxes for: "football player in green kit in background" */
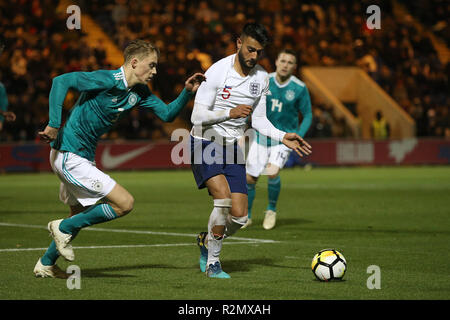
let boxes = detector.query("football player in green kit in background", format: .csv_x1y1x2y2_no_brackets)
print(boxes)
34,40,205,278
0,36,17,132
244,49,312,230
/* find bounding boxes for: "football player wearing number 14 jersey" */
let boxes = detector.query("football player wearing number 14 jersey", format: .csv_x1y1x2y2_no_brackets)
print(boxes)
244,49,313,230
191,23,312,278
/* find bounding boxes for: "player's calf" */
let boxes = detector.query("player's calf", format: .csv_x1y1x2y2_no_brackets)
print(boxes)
205,198,232,270
225,193,248,237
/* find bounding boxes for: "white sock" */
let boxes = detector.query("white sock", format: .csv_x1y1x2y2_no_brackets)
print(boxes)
206,198,231,267
225,215,248,238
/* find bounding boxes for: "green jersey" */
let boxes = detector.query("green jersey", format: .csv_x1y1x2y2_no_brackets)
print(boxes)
0,82,8,123
257,73,312,146
49,67,192,161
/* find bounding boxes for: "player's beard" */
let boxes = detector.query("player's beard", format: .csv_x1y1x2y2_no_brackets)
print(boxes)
238,49,256,72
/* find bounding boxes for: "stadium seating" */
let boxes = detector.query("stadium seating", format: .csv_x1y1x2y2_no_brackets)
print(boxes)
0,0,448,141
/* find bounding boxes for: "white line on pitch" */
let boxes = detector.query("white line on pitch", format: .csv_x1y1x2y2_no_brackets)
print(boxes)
0,241,264,253
0,222,279,243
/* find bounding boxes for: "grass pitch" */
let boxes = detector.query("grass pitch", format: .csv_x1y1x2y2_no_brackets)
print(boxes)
0,166,449,300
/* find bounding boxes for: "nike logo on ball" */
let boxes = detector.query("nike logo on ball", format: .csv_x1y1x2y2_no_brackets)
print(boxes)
101,145,154,169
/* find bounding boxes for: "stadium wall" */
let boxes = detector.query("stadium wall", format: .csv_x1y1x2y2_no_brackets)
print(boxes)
302,67,416,139
0,139,449,172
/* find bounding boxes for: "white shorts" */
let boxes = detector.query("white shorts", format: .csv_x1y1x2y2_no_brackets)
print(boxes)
50,149,117,207
246,141,291,178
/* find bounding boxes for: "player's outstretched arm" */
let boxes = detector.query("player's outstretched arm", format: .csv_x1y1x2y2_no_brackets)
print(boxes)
0,83,11,123
251,88,312,157
251,90,286,142
143,73,206,123
296,87,313,138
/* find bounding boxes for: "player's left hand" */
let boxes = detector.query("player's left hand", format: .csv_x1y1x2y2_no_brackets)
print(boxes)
282,132,312,157
185,73,206,93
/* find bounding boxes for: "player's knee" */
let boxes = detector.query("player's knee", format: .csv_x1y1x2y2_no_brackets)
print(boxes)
116,195,134,216
268,172,280,180
266,163,280,179
69,203,86,217
210,187,231,199
230,205,247,218
124,196,135,214
246,174,258,184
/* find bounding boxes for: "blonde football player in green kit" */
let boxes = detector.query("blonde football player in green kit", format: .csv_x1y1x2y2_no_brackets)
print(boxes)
34,40,205,278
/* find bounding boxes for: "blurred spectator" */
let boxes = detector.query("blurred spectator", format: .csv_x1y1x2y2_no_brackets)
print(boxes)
371,110,390,139
400,0,450,46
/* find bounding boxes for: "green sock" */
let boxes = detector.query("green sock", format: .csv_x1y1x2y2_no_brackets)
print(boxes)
41,229,79,266
41,241,59,266
247,183,256,219
267,176,281,212
59,203,118,234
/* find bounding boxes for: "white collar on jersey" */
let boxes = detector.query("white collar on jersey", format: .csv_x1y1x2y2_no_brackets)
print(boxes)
272,74,292,88
120,66,129,88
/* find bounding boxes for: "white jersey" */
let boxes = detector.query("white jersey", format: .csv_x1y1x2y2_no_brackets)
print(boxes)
191,54,285,145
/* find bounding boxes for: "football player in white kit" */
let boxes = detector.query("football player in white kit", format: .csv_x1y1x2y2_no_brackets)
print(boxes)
190,23,312,278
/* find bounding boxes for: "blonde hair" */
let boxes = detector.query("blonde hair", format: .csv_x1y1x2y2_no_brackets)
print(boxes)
123,40,160,63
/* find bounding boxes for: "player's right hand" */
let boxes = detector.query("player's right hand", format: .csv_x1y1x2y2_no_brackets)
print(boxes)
282,132,312,157
230,104,253,119
38,125,59,143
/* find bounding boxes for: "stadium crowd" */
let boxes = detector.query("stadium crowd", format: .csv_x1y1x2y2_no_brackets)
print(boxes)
401,0,449,47
0,0,448,142
0,0,112,141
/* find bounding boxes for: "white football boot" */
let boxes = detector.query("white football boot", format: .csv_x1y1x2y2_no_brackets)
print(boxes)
262,210,277,230
48,219,75,261
33,258,68,279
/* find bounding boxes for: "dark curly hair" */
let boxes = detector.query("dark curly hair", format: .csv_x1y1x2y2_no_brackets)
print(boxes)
240,23,270,46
